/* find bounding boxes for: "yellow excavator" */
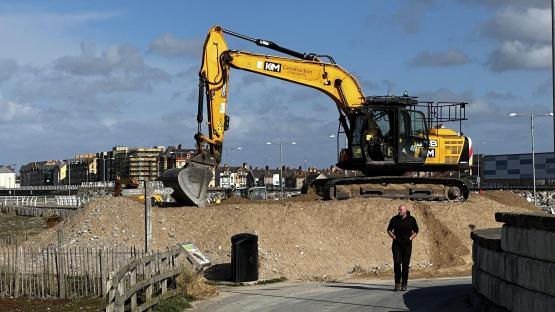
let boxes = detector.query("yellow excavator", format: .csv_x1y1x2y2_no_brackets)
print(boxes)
161,26,473,207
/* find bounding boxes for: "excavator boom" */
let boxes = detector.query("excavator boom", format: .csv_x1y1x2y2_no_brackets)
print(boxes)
163,25,366,206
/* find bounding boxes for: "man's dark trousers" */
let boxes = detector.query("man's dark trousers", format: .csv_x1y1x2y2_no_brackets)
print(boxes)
392,242,412,285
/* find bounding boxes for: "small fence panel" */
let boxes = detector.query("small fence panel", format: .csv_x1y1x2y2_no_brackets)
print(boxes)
0,246,146,298
105,249,183,312
0,195,91,208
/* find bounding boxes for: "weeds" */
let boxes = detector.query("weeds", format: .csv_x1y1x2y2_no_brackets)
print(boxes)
176,265,217,301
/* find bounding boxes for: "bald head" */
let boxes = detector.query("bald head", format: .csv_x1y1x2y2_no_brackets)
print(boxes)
398,204,408,218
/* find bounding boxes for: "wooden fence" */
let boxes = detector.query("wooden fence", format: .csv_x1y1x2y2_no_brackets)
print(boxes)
105,248,183,312
0,245,146,298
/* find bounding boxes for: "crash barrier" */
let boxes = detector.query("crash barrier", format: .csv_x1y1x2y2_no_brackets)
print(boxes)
471,212,555,311
80,182,115,188
0,205,78,218
0,185,79,191
105,248,184,312
0,195,90,208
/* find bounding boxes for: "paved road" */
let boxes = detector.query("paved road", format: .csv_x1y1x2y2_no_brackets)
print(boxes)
191,277,472,312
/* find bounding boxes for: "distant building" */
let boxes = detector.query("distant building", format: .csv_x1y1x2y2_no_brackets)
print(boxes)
477,152,555,186
0,166,16,188
128,146,165,181
20,161,60,186
217,164,250,189
161,145,196,170
58,155,98,185
97,145,165,182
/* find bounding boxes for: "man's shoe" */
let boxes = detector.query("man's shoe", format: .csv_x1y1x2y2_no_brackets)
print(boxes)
400,284,407,291
394,283,401,291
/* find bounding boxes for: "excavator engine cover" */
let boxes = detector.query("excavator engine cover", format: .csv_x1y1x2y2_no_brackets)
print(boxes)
160,155,214,207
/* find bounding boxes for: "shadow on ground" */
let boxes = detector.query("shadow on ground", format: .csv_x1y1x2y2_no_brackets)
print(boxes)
401,283,472,312
203,263,232,281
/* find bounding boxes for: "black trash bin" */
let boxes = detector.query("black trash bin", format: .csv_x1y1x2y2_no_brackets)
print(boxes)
231,233,258,282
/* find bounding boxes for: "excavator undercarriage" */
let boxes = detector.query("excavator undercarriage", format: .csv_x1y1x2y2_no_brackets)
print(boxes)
310,176,469,202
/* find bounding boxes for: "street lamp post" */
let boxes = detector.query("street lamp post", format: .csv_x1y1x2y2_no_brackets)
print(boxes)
508,112,554,206
103,157,107,182
226,146,244,164
476,142,486,188
266,141,296,197
67,160,72,196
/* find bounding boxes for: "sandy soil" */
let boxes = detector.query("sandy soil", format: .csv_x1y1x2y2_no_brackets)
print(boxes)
27,191,537,281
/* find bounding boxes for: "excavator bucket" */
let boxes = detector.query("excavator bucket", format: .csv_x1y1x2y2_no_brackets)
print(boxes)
160,155,214,207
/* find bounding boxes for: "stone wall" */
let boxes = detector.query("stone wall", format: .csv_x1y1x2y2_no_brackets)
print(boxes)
471,212,555,312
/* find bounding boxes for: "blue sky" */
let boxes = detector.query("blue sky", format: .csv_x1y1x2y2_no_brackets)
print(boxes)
0,0,553,169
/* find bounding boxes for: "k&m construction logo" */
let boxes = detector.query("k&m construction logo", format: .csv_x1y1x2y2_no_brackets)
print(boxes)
263,61,281,72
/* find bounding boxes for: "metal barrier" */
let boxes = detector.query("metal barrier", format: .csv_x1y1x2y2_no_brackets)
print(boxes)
0,195,91,207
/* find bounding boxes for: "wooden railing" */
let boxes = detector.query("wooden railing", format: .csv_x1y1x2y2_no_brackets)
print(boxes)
105,248,183,312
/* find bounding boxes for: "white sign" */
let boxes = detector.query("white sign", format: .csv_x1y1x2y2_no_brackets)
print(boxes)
179,243,211,268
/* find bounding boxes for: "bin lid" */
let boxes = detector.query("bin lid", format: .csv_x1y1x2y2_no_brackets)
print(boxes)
231,233,258,244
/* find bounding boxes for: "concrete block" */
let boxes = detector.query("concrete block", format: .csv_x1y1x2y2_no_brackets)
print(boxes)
473,243,506,280
473,267,555,312
505,252,555,297
501,225,555,263
471,228,503,251
471,289,509,312
496,212,555,231
512,284,555,312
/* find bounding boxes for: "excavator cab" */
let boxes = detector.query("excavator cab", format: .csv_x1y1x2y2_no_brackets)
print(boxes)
345,97,429,173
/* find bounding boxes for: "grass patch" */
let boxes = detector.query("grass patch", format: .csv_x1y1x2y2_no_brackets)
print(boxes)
152,295,191,312
0,297,104,312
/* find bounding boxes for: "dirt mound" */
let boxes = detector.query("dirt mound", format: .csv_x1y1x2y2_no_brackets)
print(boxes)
483,191,536,210
413,202,469,269
28,191,537,281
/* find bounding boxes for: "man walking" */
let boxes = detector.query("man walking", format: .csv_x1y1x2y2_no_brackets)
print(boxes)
387,204,419,291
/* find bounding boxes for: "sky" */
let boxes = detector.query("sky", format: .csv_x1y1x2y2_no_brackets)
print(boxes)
0,0,554,170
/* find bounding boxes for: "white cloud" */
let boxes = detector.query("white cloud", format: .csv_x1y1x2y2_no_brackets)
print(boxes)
482,7,550,44
0,99,42,123
148,33,202,58
487,41,550,72
480,5,551,72
408,49,470,67
0,59,17,82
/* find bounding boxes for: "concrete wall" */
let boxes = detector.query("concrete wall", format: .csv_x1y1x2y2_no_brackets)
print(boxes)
471,212,555,312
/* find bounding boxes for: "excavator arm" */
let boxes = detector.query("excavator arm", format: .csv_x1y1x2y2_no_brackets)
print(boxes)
163,25,366,207
197,25,366,154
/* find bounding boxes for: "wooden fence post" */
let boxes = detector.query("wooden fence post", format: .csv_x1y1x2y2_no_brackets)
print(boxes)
130,267,137,310
116,277,125,312
145,255,153,307
56,230,66,298
105,272,115,312
14,245,21,297
145,184,152,253
160,255,167,295
100,249,107,299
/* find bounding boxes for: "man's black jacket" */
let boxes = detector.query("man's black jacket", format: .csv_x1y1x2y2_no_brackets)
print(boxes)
387,211,419,245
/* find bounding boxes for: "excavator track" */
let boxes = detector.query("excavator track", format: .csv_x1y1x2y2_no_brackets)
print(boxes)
310,176,469,202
